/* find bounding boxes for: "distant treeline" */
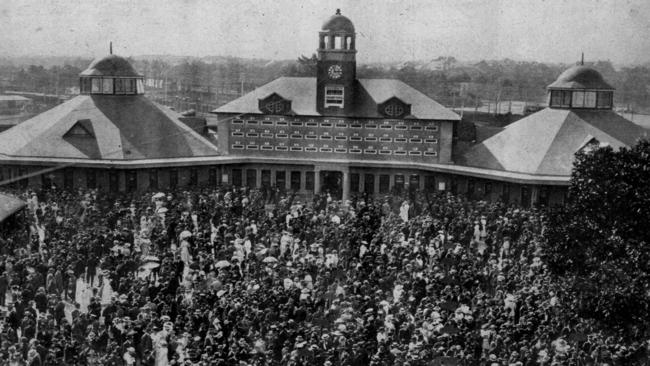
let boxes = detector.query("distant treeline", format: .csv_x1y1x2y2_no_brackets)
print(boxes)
1,55,648,112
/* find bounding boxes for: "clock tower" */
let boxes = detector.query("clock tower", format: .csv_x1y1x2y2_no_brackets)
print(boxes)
316,9,357,115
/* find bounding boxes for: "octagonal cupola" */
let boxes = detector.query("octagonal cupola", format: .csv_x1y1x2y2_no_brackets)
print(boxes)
547,60,614,110
79,54,145,95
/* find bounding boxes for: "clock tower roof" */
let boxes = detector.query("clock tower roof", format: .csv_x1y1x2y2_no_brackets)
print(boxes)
322,9,355,33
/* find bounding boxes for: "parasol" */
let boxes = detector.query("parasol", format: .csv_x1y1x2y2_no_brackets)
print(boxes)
215,260,231,269
262,256,278,263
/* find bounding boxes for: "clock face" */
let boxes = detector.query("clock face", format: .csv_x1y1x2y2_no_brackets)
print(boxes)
328,64,343,79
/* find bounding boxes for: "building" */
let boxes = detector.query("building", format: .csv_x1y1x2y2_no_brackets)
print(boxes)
0,10,647,206
0,54,222,192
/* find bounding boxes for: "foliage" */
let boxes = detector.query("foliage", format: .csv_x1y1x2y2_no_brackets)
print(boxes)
543,139,650,332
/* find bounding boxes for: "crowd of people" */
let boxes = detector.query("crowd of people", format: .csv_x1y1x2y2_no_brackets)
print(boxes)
0,184,647,365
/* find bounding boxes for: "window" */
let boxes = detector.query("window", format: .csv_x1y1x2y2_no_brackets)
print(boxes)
364,149,377,154
379,137,392,142
425,125,439,131
289,147,303,152
335,122,348,128
261,133,274,138
350,123,362,129
261,170,271,187
320,122,332,128
275,146,288,151
290,121,303,127
408,151,422,156
246,132,258,137
410,126,422,130
232,144,244,149
232,169,242,187
102,78,114,94
262,120,274,126
276,121,288,126
350,136,362,141
550,90,571,107
334,148,347,153
276,133,288,138
365,124,377,129
261,145,273,151
275,171,286,188
305,134,318,140
410,138,422,143
305,147,318,152
169,169,179,188
246,145,259,150
349,148,362,154
81,78,91,93
246,169,257,188
320,135,333,140
335,136,347,141
384,104,404,116
350,173,360,193
379,175,390,193
86,169,97,189
379,150,391,155
395,125,407,131
584,91,597,108
425,139,438,144
233,119,244,125
597,91,613,108
394,150,407,156
208,167,217,186
290,171,301,191
394,175,405,190
305,171,314,191
188,168,198,187
303,121,316,127
91,78,101,93
380,125,392,130
572,91,585,108
320,147,333,152
67,120,93,137
247,120,258,125
232,132,244,137
394,138,407,143
424,151,438,157
290,134,302,139
365,137,378,142
149,169,158,190
324,86,344,108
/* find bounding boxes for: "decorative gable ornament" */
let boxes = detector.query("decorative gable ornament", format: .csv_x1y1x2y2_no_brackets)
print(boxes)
378,97,411,118
258,93,292,115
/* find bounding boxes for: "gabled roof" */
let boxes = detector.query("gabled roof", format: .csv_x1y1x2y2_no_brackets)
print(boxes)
0,95,219,161
460,108,649,176
213,77,459,121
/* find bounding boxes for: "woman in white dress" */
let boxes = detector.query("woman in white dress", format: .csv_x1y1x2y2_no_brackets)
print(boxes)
155,339,169,366
180,240,191,266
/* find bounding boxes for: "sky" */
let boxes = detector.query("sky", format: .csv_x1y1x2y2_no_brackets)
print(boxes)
0,0,649,65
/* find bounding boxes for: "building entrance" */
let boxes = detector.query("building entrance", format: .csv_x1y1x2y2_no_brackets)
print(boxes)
320,171,342,200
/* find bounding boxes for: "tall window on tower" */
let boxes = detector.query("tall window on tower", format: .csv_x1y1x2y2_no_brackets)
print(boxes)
325,86,344,108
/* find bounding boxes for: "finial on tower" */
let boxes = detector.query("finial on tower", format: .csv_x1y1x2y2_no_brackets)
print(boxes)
110,41,113,55
581,52,584,65
336,8,341,15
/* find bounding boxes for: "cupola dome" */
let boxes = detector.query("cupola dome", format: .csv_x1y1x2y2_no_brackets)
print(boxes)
79,55,145,95
547,63,614,110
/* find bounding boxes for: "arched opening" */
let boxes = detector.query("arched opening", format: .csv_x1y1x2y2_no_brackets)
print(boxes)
334,36,343,49
346,36,353,50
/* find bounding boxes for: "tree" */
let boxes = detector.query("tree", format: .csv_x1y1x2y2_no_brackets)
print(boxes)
543,139,650,334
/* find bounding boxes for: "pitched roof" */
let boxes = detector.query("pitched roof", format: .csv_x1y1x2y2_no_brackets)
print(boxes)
460,108,649,176
213,77,459,121
0,95,219,161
